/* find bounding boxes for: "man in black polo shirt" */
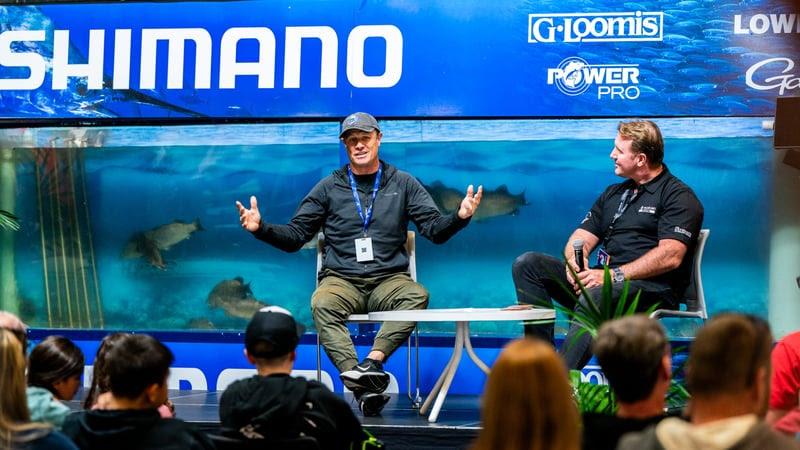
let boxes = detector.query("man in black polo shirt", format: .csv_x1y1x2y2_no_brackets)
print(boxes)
511,119,703,370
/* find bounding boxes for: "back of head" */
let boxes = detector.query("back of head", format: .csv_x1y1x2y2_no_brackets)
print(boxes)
0,311,27,357
105,334,174,400
0,329,32,436
617,120,664,167
27,336,85,395
687,314,772,402
84,332,128,409
593,315,668,403
474,338,579,450
245,306,305,364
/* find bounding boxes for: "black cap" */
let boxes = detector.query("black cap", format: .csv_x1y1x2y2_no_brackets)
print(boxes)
245,306,305,358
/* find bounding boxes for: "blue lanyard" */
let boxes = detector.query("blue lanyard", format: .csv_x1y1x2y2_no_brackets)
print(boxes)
347,163,383,235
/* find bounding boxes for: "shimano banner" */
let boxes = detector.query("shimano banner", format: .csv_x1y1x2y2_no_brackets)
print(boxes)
0,0,797,119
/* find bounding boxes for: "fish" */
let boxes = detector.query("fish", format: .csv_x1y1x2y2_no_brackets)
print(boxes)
421,181,527,222
122,218,204,269
207,277,270,320
187,318,216,329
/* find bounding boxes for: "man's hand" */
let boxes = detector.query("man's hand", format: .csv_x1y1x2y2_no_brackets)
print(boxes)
574,268,606,293
235,195,262,233
457,184,483,219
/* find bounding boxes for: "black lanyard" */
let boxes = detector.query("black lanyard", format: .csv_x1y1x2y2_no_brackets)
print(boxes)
604,187,639,245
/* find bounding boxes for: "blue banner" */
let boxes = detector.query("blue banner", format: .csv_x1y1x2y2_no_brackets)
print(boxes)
0,0,797,119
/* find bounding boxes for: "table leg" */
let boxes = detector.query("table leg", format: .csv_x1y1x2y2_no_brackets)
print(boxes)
463,322,490,375
419,323,463,416
427,321,466,423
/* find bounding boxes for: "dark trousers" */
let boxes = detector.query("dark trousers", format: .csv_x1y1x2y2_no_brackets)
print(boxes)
511,252,676,370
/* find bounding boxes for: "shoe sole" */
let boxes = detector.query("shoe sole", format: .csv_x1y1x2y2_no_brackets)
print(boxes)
360,393,390,417
340,371,390,393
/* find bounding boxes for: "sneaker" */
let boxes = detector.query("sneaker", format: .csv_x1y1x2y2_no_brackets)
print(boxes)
340,358,390,393
358,392,390,417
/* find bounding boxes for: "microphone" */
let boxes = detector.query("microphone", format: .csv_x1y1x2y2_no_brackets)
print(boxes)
572,239,585,272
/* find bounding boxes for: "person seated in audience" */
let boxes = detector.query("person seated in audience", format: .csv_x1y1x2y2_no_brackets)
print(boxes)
0,329,78,450
26,336,85,429
618,313,799,450
472,338,580,450
219,306,370,449
61,334,213,450
82,333,174,418
767,330,800,437
0,310,28,358
582,315,672,450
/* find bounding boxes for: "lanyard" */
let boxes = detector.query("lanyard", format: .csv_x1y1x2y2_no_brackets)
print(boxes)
347,163,383,235
604,186,640,245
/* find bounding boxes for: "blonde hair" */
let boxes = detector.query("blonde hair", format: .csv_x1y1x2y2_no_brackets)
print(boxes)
472,339,580,450
617,120,664,167
0,330,52,447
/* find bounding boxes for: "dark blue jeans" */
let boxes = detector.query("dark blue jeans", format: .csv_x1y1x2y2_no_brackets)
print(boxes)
511,252,676,370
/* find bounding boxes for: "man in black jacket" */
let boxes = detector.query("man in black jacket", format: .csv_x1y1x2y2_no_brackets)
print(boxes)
220,307,373,449
236,112,482,415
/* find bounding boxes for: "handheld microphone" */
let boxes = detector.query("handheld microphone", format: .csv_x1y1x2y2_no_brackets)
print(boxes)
572,240,585,272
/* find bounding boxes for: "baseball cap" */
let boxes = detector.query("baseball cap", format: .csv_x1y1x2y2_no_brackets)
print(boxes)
339,112,380,138
245,306,306,358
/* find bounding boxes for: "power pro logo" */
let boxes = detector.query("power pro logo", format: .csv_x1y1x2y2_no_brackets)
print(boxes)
546,57,641,100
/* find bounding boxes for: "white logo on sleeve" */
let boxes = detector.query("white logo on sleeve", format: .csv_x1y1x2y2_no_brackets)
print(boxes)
673,226,692,238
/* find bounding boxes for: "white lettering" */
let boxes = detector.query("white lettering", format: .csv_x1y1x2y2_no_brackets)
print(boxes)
167,367,208,391
734,13,800,34
0,30,46,90
746,57,800,95
140,28,212,89
346,25,403,88
528,11,663,43
112,29,132,89
53,30,105,90
283,26,338,88
219,27,275,89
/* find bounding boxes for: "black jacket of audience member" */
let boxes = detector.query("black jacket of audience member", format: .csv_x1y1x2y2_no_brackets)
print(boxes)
581,412,664,450
220,373,363,449
61,409,214,450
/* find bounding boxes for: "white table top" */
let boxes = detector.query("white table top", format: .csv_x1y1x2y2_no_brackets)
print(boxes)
367,307,554,322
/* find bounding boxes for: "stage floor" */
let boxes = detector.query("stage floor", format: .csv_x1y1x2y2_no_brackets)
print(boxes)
67,390,482,449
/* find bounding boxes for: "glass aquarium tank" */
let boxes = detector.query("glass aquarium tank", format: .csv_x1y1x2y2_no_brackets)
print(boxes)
0,118,773,335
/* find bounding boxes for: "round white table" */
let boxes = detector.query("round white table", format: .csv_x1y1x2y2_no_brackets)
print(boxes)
368,307,555,422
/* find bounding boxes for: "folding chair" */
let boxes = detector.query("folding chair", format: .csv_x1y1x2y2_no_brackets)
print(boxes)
314,231,421,406
650,229,710,321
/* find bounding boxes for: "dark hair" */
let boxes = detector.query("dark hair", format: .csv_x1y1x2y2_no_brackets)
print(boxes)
687,313,772,398
84,332,128,409
617,120,664,167
593,315,668,403
27,336,84,397
105,334,173,400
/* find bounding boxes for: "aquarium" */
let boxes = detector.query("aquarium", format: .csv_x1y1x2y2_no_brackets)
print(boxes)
0,117,773,335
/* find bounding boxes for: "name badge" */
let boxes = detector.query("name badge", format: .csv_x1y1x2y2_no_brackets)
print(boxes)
355,237,374,262
597,248,611,266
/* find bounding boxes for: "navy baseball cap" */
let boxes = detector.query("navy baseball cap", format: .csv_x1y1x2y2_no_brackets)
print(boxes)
245,306,305,358
339,112,380,138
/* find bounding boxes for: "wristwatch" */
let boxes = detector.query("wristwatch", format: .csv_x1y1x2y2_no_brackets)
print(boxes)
612,267,625,284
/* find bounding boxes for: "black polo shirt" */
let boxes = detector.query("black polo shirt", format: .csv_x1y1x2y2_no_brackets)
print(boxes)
578,165,704,296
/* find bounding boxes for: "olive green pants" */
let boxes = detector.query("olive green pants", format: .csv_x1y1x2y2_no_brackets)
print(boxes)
311,270,429,373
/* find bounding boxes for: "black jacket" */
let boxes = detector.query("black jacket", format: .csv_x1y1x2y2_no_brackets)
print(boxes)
61,409,214,450
219,373,364,450
254,161,470,278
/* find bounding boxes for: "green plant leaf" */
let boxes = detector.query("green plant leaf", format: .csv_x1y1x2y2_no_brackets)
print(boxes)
0,209,20,231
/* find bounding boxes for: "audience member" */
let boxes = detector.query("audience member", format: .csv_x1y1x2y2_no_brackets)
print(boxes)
472,338,580,450
26,336,84,429
61,334,213,450
767,330,800,437
219,306,369,449
582,315,671,450
82,333,174,418
0,329,78,450
0,310,28,357
618,313,799,450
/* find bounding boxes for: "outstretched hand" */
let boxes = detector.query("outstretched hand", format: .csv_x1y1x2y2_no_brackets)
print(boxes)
235,195,262,233
458,184,483,219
